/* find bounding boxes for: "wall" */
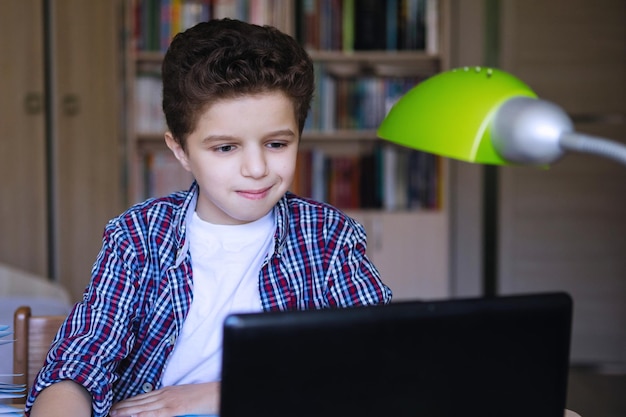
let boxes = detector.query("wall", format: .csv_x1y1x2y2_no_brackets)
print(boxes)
447,0,626,368
497,0,626,367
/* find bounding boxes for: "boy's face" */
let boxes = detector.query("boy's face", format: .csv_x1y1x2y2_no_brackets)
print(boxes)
166,91,299,225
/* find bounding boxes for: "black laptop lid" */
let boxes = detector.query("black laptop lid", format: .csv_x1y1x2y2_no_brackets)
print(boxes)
220,292,572,417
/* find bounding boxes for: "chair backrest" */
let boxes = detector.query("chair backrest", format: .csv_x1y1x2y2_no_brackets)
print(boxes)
13,305,66,401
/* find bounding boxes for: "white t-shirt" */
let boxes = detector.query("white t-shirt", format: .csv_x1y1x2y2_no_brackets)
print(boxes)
160,210,274,386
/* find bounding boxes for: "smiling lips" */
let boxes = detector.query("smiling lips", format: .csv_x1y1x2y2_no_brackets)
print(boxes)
237,186,272,200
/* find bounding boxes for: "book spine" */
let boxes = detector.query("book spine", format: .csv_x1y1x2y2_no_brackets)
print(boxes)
329,0,342,50
354,0,387,50
135,72,167,134
0,324,27,400
170,0,182,39
160,0,171,52
341,0,354,52
300,0,320,50
426,0,439,53
150,0,161,50
382,144,397,211
133,0,143,51
318,0,330,50
386,0,398,50
145,151,194,198
311,148,327,203
320,72,336,131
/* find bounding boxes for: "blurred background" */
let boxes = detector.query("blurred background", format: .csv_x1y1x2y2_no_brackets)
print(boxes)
0,1,624,415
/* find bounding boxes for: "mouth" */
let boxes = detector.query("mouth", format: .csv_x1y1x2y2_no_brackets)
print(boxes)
236,186,272,200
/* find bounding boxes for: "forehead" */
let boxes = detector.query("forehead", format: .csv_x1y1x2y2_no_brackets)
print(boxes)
197,92,296,124
187,92,298,141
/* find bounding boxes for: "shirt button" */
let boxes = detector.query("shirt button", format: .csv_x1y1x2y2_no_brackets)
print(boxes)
142,382,154,392
168,334,176,345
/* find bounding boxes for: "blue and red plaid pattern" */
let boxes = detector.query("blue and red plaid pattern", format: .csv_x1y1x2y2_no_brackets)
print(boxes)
26,182,391,417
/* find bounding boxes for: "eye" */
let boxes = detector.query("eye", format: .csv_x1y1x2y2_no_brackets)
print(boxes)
267,141,288,149
215,144,236,153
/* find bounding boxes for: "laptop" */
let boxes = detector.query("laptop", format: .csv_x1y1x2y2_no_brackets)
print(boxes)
220,292,572,417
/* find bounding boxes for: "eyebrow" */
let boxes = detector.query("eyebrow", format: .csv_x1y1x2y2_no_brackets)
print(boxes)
201,129,297,144
264,129,297,139
201,134,235,144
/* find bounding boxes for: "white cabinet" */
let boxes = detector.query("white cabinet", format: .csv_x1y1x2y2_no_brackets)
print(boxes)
349,210,450,301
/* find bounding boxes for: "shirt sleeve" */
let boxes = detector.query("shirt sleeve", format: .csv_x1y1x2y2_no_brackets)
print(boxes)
323,213,393,306
25,218,141,417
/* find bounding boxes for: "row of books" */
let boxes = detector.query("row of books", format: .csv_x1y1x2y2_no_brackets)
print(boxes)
292,144,441,211
133,0,294,53
134,69,424,135
1,324,25,416
139,144,441,211
141,152,195,200
132,0,438,53
297,0,439,52
134,72,167,135
133,0,209,52
307,67,423,131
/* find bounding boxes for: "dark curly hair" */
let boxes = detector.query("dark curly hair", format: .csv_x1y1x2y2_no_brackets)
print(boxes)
162,18,315,149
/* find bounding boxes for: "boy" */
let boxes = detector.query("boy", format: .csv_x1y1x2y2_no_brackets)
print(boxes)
27,18,391,417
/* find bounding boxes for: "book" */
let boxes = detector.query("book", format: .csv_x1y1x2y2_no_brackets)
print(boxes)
425,0,439,53
386,0,399,50
0,325,26,404
310,148,327,203
0,325,12,346
359,152,381,209
143,151,194,199
341,0,355,52
382,143,398,211
327,155,360,209
134,72,167,135
300,0,320,50
146,0,161,51
0,403,25,416
353,0,387,50
398,0,427,50
160,0,172,52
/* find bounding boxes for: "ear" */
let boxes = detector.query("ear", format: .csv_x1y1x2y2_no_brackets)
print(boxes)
165,132,192,172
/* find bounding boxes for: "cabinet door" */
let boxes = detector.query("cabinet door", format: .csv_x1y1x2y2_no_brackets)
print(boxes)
0,0,48,276
348,211,450,301
52,0,124,300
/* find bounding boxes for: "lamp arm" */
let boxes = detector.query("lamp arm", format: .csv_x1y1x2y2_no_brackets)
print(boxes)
559,132,626,167
492,97,626,166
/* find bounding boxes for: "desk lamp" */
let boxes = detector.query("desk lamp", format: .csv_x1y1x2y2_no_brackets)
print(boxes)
377,66,626,166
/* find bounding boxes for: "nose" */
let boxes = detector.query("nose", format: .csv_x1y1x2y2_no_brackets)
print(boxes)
241,147,268,178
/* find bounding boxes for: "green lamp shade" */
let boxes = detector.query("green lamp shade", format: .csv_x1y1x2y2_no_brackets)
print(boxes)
377,67,538,165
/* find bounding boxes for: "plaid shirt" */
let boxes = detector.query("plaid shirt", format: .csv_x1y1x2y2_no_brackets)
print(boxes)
26,182,391,417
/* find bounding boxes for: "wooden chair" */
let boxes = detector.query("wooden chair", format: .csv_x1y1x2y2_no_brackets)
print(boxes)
13,305,66,402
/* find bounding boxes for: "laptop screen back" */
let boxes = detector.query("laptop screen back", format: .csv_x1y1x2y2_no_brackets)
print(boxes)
220,292,572,417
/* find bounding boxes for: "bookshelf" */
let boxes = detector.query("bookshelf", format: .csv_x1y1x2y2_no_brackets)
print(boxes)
124,0,451,300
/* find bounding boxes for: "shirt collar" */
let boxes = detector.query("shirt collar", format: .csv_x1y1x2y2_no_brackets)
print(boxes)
173,181,199,267
175,182,290,264
272,193,290,256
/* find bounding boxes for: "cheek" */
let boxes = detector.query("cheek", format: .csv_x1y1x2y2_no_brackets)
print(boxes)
275,155,297,178
189,156,230,182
